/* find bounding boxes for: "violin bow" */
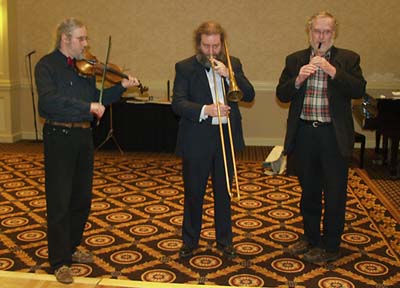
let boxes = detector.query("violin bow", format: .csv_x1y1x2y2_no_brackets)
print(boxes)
98,36,112,105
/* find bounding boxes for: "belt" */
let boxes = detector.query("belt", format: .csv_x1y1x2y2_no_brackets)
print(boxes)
45,120,91,129
300,119,332,128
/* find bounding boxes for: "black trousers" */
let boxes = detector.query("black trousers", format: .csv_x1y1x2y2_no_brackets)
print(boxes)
181,125,234,248
294,121,348,252
43,124,94,270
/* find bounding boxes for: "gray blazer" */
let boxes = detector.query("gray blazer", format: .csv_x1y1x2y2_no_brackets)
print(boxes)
276,46,366,160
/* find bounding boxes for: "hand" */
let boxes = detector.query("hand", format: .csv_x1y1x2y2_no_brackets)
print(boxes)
90,102,105,119
295,63,318,87
309,56,336,78
204,103,231,117
121,75,140,88
211,59,229,77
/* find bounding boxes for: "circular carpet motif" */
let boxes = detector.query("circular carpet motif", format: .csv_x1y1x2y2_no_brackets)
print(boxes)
85,234,115,247
35,247,48,259
16,190,39,197
157,239,182,251
265,178,287,185
100,167,120,173
110,250,142,264
29,199,46,208
200,228,216,240
117,173,137,180
240,172,261,178
103,186,126,194
238,199,263,209
0,174,13,180
0,258,14,270
92,178,107,185
240,184,262,192
266,192,290,201
130,224,158,236
25,170,43,176
189,255,222,269
169,216,183,226
144,204,169,214
235,242,263,255
267,209,294,219
318,277,355,288
1,216,29,228
123,195,146,203
156,188,179,197
136,181,158,188
3,181,25,189
341,232,371,245
141,269,176,282
205,208,214,217
14,163,33,169
165,175,182,182
269,230,299,242
91,201,111,211
354,261,389,276
146,169,166,175
271,258,305,273
345,211,358,221
228,274,264,287
235,218,263,229
106,212,133,223
17,230,46,242
71,264,93,277
0,205,14,214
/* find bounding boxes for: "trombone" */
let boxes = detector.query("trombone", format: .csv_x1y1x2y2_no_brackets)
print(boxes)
209,40,242,200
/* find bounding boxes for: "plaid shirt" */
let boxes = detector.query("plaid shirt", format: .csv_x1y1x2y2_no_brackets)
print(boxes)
300,50,332,122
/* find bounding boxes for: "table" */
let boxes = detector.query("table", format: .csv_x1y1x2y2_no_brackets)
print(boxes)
354,89,400,176
93,100,179,152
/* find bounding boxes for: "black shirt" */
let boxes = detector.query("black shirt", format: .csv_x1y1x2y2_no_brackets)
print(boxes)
35,49,125,122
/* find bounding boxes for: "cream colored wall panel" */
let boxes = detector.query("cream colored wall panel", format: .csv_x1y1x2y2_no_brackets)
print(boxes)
8,0,400,144
0,97,6,130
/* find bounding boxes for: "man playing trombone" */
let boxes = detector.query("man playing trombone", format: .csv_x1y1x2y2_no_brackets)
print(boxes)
172,21,255,259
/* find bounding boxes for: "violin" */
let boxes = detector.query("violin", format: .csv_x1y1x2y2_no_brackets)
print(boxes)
75,50,148,93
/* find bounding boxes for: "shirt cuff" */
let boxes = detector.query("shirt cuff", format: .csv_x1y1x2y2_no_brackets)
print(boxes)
199,105,208,122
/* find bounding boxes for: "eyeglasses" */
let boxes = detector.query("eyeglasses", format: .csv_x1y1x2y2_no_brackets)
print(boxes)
74,36,89,42
311,29,333,36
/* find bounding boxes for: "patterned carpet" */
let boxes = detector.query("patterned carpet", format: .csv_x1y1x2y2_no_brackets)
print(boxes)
0,152,399,288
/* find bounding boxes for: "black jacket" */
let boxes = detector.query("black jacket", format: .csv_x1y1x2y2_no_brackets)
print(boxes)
172,55,255,157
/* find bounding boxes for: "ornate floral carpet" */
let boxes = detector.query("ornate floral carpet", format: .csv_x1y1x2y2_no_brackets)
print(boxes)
0,153,399,288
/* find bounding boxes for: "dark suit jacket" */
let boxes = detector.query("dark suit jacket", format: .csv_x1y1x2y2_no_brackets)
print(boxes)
276,46,366,160
172,55,255,158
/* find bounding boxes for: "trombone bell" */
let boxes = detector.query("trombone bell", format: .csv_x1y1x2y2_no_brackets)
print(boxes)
224,40,243,102
227,84,243,102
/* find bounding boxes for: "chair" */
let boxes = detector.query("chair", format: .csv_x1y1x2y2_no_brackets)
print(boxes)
354,132,366,168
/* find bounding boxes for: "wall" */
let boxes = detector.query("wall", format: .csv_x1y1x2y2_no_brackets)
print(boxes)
3,0,400,146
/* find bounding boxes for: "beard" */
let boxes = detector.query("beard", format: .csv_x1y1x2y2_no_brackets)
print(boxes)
195,52,226,69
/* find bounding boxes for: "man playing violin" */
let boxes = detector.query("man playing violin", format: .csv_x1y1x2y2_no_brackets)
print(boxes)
172,21,255,259
35,17,139,284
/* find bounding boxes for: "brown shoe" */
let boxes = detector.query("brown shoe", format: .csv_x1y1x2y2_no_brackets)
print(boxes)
55,265,73,284
72,250,94,263
287,239,311,255
303,247,341,263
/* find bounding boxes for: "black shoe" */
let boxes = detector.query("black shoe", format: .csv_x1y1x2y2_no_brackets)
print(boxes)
287,239,311,255
303,247,341,263
216,243,237,259
179,244,195,258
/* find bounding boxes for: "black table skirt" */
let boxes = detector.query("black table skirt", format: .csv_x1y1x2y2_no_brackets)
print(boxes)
93,101,179,152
